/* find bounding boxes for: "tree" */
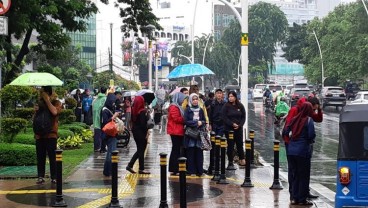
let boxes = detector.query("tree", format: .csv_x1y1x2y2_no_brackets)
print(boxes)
0,0,98,84
282,23,309,63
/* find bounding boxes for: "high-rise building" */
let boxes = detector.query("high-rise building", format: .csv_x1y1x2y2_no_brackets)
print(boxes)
66,14,97,70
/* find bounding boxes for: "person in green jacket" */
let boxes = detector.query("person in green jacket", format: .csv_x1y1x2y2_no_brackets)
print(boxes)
275,96,289,124
92,87,107,152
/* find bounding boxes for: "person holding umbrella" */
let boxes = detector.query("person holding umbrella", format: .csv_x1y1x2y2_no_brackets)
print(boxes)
34,86,63,184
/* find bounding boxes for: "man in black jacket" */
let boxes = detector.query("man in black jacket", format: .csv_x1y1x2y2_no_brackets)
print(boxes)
207,89,226,174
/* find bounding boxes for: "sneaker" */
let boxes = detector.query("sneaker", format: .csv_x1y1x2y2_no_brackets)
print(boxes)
36,177,45,184
138,170,151,174
51,179,57,184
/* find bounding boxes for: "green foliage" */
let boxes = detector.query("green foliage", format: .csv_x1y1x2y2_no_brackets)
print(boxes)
0,85,33,111
65,97,77,109
58,129,75,139
0,0,98,85
0,143,37,166
70,122,90,129
11,108,35,121
57,135,83,150
282,23,309,63
80,129,93,143
60,124,85,135
1,118,28,143
94,71,140,91
14,133,35,145
59,109,76,124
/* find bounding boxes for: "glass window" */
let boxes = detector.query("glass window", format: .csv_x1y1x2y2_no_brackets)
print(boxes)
215,13,222,26
364,127,368,150
364,94,368,100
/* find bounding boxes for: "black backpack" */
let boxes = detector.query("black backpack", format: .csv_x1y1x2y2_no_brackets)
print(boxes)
33,106,53,136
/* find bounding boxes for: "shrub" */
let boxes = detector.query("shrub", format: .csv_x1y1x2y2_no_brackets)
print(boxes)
60,124,85,135
70,122,90,129
80,129,93,143
14,133,35,145
1,118,28,143
57,135,83,150
65,97,77,109
0,143,37,165
0,85,34,112
58,129,74,139
12,108,35,121
59,109,76,124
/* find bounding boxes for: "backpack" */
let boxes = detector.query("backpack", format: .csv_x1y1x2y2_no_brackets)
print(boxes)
33,106,53,136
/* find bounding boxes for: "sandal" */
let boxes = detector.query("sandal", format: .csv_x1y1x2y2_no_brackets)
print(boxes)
298,200,314,206
36,177,45,184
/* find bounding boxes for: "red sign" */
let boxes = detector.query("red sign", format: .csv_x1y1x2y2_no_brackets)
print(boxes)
0,0,11,15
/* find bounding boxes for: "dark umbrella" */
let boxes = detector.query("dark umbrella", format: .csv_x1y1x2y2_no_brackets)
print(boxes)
136,89,155,105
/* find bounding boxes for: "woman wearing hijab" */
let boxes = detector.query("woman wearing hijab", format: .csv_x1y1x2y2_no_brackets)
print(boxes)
222,91,246,169
126,96,151,174
184,93,206,176
284,102,315,205
167,92,187,175
101,93,120,177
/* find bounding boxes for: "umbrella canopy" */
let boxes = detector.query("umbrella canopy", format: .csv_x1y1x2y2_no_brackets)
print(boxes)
136,89,155,105
170,87,184,96
70,88,85,95
167,64,215,79
123,91,137,97
9,72,63,86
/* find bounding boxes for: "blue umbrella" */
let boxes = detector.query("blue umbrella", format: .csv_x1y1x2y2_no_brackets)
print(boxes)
167,64,215,79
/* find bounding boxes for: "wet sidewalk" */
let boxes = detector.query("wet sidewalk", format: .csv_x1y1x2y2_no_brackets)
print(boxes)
0,130,335,208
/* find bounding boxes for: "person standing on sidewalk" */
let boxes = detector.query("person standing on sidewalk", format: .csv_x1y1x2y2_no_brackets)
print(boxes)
92,87,107,152
126,96,151,174
34,86,62,184
184,93,206,176
101,93,120,177
222,91,246,169
124,97,132,131
73,89,82,122
207,89,226,174
167,92,187,176
82,89,93,125
284,102,315,206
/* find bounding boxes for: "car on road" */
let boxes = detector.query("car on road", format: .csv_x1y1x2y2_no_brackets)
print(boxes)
345,82,361,100
294,82,308,89
319,86,346,109
288,88,311,107
267,84,283,95
253,84,266,99
351,91,368,104
335,104,368,207
284,84,293,96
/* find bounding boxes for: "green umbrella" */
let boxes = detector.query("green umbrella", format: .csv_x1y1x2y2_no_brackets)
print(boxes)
9,72,63,86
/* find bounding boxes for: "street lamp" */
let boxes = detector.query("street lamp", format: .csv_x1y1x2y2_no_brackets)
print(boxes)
145,24,156,90
176,45,192,63
312,30,325,88
86,72,93,90
362,0,368,16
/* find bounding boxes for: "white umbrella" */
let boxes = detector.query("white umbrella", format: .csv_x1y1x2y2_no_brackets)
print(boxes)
70,88,84,95
123,91,137,97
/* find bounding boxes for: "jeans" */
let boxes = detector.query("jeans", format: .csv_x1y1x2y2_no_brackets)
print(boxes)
36,138,57,180
94,128,102,151
103,137,117,176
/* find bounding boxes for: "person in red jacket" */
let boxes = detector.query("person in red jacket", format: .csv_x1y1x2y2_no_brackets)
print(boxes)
167,92,187,175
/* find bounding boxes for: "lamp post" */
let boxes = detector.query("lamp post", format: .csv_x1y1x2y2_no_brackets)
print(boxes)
202,33,212,92
312,30,325,88
362,0,368,16
86,72,93,90
145,24,156,91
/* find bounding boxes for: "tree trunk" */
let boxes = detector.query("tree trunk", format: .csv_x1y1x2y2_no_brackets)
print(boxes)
14,29,33,67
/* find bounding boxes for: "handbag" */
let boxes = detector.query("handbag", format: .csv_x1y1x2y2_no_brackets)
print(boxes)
146,112,155,129
200,131,212,151
185,126,200,139
102,120,118,137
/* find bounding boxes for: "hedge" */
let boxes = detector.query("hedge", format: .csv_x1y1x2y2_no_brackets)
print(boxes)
58,129,74,139
59,109,76,124
1,118,28,143
12,108,34,121
14,133,35,145
0,143,37,166
70,122,90,129
59,124,85,135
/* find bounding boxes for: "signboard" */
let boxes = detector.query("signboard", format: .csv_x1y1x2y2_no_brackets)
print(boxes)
153,57,162,70
241,33,249,46
0,0,11,15
0,16,8,36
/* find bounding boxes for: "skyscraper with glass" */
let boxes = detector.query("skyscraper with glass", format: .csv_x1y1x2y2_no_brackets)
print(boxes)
67,14,97,70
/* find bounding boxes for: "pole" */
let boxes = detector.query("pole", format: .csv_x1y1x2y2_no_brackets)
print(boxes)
202,33,212,91
130,31,135,81
159,153,168,208
191,0,199,64
312,30,324,88
52,150,67,207
109,151,123,207
241,0,249,141
155,44,159,92
110,23,113,76
148,39,153,90
208,131,216,175
270,140,283,190
178,157,187,208
211,136,221,181
217,137,229,184
362,0,368,16
241,139,254,187
249,130,255,166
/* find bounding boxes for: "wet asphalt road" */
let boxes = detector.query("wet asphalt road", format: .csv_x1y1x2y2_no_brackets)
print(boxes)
249,100,340,192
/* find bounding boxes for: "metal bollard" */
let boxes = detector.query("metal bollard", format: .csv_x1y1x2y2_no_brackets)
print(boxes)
241,139,254,187
208,131,216,175
249,130,256,166
159,153,168,208
211,136,221,181
178,157,187,208
226,131,236,170
217,137,229,184
52,149,67,207
270,140,283,190
108,150,123,207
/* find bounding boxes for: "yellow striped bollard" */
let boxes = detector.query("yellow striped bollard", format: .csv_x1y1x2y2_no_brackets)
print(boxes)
178,157,187,208
208,131,216,175
270,140,283,189
53,149,67,207
249,130,256,166
212,136,221,181
108,150,122,207
159,153,168,208
217,137,229,184
241,139,254,187
227,131,236,170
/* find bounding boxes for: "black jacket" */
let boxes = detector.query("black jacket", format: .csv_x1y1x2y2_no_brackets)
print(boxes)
222,102,246,131
209,99,225,126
